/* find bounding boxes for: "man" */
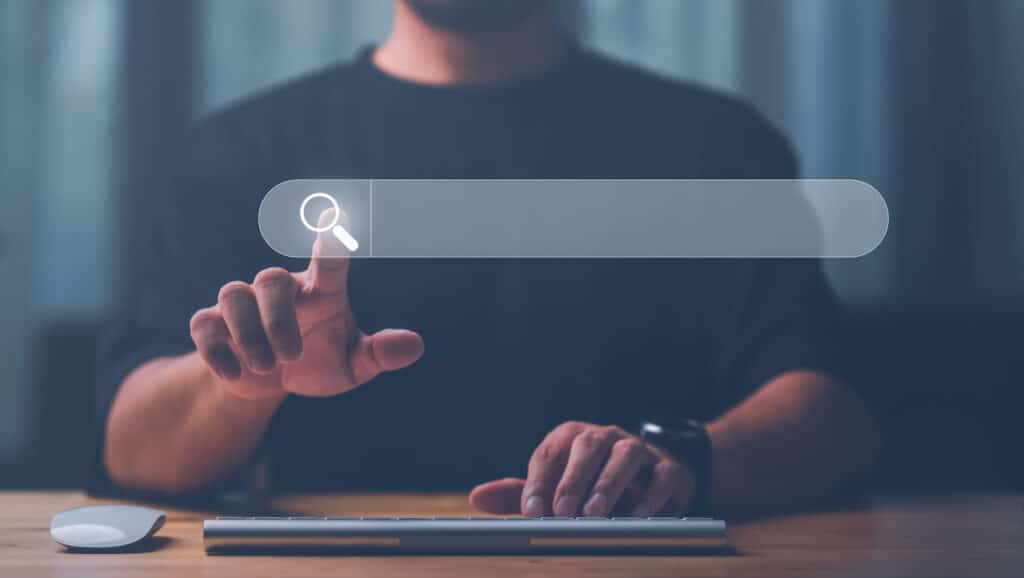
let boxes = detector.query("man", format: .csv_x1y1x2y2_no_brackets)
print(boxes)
98,0,878,518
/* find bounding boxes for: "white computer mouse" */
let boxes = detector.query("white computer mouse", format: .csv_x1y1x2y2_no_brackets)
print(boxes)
51,505,166,550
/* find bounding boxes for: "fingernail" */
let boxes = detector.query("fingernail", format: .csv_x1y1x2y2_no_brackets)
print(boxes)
583,493,609,517
524,495,545,518
249,349,276,373
554,495,581,517
279,342,302,362
250,359,275,374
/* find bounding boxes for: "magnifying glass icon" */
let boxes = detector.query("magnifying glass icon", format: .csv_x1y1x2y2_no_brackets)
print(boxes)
299,192,360,253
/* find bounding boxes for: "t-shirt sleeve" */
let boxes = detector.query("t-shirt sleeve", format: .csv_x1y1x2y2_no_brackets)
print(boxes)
701,259,848,416
691,96,852,415
91,112,292,492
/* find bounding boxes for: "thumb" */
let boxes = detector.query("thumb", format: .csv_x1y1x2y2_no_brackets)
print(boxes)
350,329,425,384
470,478,527,515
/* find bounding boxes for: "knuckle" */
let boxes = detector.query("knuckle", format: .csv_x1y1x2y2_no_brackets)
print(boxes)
532,443,552,463
532,442,562,465
253,267,292,289
189,308,216,331
574,429,607,450
614,437,646,459
556,421,587,436
189,309,222,340
658,460,685,481
218,281,253,304
604,425,628,438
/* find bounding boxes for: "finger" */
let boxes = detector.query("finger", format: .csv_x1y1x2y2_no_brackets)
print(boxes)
631,461,693,518
253,267,302,361
349,329,425,385
584,437,657,517
218,281,276,373
521,422,585,517
552,427,621,516
469,478,526,515
190,307,242,380
305,208,350,295
616,476,649,514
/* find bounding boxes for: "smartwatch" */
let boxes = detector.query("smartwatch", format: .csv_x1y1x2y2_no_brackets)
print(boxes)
638,419,712,516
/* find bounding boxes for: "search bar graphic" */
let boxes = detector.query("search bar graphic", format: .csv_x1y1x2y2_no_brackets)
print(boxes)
298,192,360,252
259,180,889,259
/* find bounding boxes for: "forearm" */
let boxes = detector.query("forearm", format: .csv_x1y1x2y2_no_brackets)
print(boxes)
103,352,286,494
707,370,879,511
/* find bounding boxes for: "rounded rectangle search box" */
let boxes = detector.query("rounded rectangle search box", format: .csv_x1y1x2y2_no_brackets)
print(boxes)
259,180,889,259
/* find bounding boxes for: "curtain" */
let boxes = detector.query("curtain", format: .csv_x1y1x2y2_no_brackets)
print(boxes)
197,0,392,115
1,0,122,461
571,0,1024,307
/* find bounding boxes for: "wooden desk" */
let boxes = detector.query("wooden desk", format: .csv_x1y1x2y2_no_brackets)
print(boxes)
2,491,1021,577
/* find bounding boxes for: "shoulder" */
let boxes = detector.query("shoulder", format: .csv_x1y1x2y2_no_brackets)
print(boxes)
575,49,799,178
179,60,362,174
199,61,359,135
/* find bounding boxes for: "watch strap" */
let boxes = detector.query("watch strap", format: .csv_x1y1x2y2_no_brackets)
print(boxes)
640,419,712,516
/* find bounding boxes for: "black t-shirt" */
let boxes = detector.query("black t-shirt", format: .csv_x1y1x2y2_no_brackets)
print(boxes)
97,47,844,491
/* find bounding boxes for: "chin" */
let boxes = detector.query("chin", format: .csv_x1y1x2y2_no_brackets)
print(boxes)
404,0,549,34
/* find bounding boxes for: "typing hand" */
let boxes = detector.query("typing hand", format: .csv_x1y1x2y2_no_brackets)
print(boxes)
470,422,695,518
189,209,424,399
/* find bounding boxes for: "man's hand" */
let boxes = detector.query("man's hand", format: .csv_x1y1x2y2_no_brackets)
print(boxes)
470,421,696,518
189,209,424,400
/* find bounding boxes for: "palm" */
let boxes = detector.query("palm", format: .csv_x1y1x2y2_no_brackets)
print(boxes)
280,286,361,396
219,219,423,400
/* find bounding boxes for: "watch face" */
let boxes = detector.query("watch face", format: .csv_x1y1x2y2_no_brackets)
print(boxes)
641,422,664,436
641,420,703,441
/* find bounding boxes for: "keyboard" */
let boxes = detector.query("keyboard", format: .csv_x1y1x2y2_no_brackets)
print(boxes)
204,515,728,554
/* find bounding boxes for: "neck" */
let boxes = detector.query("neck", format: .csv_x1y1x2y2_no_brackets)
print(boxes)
373,1,565,85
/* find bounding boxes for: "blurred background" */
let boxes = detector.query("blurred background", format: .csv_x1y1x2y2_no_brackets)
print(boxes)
1,0,1022,490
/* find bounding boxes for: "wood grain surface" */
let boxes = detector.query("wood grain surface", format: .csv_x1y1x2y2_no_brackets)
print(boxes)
3,491,1021,578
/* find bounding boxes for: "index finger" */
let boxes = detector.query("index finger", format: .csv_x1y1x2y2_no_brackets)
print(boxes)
521,423,584,517
306,208,350,294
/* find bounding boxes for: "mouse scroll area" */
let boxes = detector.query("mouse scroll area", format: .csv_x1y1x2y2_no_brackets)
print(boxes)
52,523,128,546
51,505,166,551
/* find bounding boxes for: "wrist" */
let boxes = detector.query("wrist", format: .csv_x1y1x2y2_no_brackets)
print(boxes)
639,419,712,516
215,382,288,413
189,352,288,410
214,381,289,420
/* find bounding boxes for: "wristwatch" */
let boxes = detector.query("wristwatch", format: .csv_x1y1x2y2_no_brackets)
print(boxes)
638,419,712,516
